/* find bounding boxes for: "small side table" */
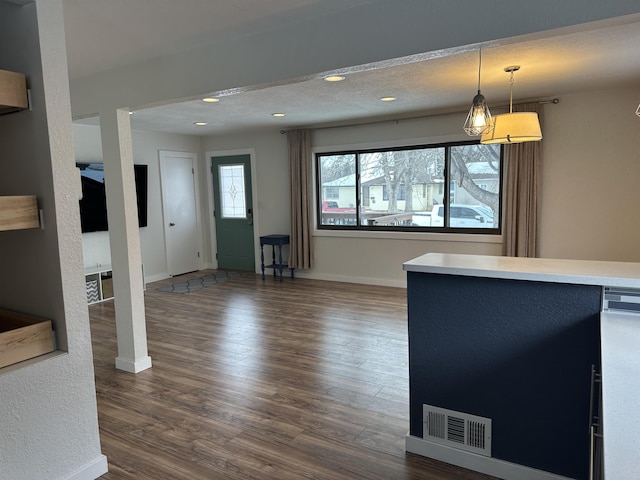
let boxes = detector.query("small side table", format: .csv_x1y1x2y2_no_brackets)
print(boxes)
260,234,294,281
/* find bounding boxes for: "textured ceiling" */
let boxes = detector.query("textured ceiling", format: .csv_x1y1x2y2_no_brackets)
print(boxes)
63,0,376,79
65,1,640,136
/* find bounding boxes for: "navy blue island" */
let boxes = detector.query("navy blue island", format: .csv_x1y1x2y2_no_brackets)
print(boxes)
404,253,640,480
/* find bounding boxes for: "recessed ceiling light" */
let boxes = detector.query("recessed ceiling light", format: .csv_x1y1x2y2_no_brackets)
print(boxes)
202,97,219,103
128,111,135,115
194,122,208,126
380,97,397,102
272,113,286,117
324,75,345,82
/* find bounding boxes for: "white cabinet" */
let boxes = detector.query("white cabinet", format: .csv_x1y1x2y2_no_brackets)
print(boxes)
84,265,113,304
84,264,145,304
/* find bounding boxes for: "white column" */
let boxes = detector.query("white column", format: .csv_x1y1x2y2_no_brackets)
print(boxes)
100,108,151,373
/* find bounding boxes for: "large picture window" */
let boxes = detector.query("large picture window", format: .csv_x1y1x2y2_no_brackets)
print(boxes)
316,141,502,232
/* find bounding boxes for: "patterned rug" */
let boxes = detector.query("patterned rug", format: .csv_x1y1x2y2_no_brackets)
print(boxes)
156,270,245,294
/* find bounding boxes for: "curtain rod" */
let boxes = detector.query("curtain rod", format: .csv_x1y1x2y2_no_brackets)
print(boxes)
280,97,559,134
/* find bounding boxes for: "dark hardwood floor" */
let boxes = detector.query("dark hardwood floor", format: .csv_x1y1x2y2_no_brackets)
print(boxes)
90,271,497,480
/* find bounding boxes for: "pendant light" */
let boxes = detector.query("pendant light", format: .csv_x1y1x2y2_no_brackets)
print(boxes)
463,48,493,136
481,66,542,144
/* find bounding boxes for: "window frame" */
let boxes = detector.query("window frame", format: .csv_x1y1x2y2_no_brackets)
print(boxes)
315,140,503,234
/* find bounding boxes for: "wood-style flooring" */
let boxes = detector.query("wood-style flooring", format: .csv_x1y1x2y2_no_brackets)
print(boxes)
90,271,498,480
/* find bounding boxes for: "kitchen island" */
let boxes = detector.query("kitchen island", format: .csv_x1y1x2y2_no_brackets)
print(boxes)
403,253,640,480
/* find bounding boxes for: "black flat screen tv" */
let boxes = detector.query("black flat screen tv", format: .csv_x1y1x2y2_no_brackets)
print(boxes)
77,163,148,233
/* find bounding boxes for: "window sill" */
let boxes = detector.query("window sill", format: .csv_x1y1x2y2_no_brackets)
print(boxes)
313,228,503,244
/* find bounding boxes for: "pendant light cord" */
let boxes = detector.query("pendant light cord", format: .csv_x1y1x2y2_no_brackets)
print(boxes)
477,48,482,92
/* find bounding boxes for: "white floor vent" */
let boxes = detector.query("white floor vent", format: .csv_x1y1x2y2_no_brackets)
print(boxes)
423,404,492,457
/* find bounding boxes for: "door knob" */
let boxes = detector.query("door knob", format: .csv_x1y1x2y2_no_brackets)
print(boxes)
169,222,175,227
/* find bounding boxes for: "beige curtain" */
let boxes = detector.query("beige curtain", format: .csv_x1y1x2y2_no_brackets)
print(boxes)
287,129,313,269
502,102,543,257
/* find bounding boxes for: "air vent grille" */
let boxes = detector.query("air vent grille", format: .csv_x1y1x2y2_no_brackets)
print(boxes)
423,405,492,456
468,420,487,450
427,410,445,439
447,416,465,444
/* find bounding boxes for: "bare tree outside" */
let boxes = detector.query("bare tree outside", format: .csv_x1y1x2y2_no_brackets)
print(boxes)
317,142,501,230
319,154,355,183
361,148,445,214
449,144,500,215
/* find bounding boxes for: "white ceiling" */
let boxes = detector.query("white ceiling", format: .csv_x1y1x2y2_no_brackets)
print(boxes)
64,1,640,136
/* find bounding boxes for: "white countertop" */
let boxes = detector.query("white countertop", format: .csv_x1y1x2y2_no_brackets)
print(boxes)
403,253,640,288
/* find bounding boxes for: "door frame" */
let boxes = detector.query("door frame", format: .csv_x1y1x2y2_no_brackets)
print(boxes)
159,150,205,275
206,148,259,272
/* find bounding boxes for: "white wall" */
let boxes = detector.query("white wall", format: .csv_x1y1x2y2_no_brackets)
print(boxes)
200,115,502,287
196,86,640,286
66,2,640,289
201,131,290,269
74,85,640,287
133,130,201,280
0,2,106,479
310,115,504,286
74,123,201,281
539,86,640,262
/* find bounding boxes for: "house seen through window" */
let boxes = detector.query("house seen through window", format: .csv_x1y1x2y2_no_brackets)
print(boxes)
316,141,502,232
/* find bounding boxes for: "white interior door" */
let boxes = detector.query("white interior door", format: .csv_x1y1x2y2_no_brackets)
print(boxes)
159,151,200,276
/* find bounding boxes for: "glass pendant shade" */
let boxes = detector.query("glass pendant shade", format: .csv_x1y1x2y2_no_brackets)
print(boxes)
463,91,493,136
480,112,542,144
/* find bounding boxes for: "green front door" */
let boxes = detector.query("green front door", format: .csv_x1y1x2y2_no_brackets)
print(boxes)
211,154,255,271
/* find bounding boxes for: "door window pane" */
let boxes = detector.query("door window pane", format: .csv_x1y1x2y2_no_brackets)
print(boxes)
219,164,246,218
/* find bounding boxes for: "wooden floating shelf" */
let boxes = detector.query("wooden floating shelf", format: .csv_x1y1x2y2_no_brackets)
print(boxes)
0,308,54,369
0,68,28,115
0,195,39,231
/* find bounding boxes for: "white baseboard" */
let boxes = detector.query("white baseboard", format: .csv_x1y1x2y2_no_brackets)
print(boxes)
144,272,171,283
293,270,406,288
204,264,404,289
406,435,573,480
64,454,108,480
115,355,152,373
